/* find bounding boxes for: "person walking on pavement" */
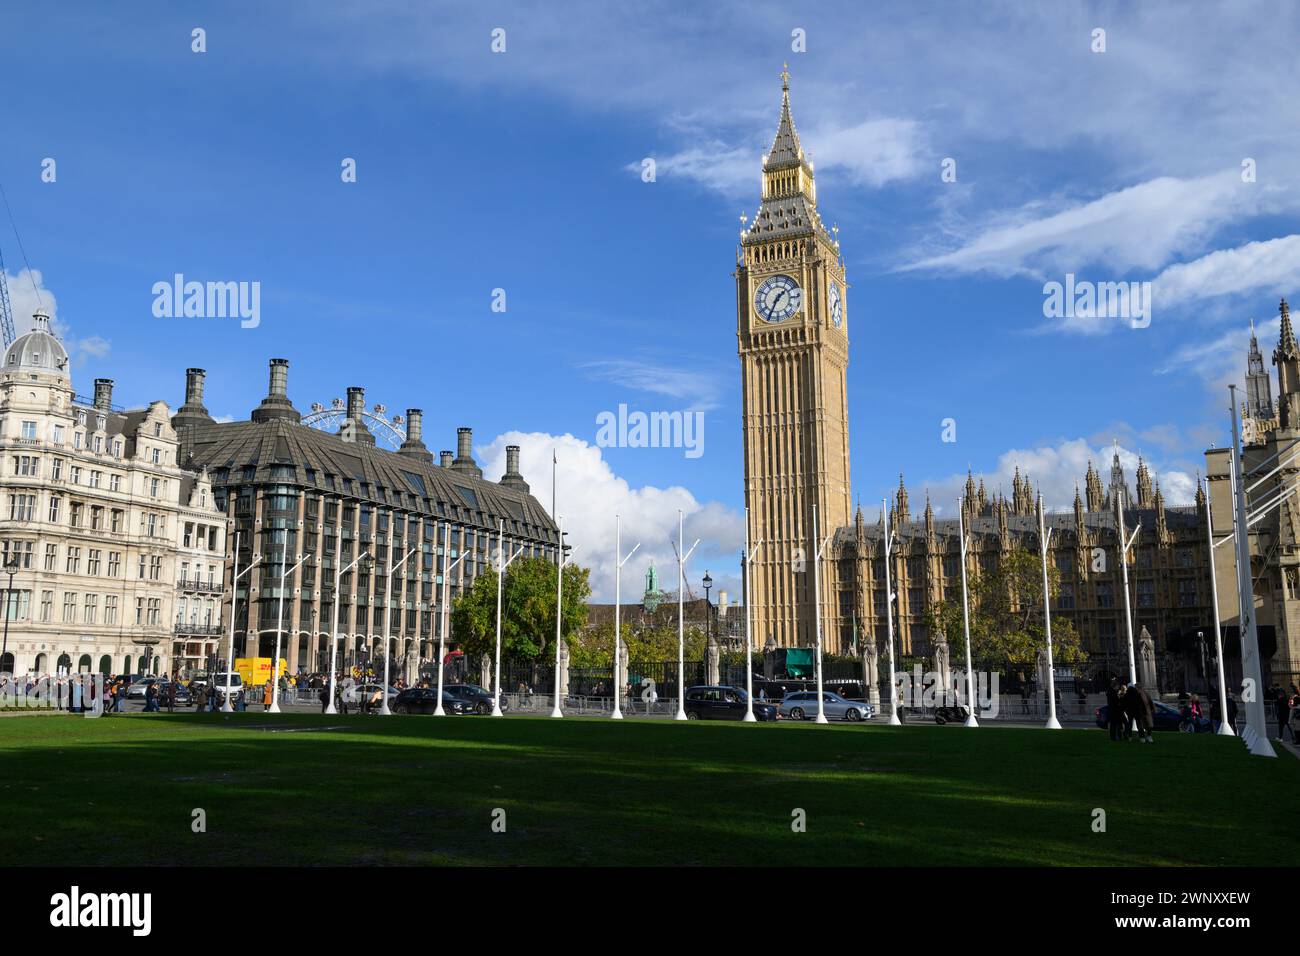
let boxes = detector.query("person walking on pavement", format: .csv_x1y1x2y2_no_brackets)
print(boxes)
1126,682,1156,743
1106,678,1126,742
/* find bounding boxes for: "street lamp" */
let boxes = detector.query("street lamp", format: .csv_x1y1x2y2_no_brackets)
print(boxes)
702,571,713,650
0,552,21,677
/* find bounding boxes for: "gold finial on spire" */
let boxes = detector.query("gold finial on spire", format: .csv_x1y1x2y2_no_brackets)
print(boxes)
781,62,790,91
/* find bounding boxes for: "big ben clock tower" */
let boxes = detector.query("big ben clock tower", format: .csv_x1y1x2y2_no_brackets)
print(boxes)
737,67,852,649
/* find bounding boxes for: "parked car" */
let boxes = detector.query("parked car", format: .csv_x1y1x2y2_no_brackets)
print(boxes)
441,683,506,715
126,677,166,700
157,682,193,706
340,682,399,712
209,672,244,699
392,687,471,715
1094,700,1213,733
683,685,778,721
779,690,874,722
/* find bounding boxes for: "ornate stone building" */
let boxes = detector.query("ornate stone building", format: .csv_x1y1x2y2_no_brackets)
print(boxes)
1207,299,1300,688
171,360,559,683
0,313,228,677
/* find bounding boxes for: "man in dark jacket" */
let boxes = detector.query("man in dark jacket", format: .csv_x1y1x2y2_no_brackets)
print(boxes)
1126,682,1155,743
1105,678,1127,741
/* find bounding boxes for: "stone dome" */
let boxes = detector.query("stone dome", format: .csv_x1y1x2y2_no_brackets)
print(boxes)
3,312,69,381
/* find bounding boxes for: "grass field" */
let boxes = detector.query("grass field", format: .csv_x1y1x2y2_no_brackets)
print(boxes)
2,712,1295,866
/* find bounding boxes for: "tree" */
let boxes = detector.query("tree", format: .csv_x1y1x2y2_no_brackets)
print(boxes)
450,557,590,663
571,622,707,666
921,548,1085,668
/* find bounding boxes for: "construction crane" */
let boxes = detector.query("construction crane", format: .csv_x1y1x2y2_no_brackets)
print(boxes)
0,244,14,348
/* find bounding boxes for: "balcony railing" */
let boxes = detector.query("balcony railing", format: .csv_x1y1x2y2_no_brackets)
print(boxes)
173,622,223,637
176,579,224,594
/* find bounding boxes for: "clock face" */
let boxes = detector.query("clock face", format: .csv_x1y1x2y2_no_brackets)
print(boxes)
754,274,802,323
829,282,843,328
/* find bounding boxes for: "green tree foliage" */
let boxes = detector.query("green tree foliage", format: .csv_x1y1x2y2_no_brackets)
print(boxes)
572,622,707,666
920,548,1085,667
451,557,590,662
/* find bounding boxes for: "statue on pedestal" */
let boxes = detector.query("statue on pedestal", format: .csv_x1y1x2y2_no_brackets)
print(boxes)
706,633,721,686
861,636,880,710
1138,626,1157,690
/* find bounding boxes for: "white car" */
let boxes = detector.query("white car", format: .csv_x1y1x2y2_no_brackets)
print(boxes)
209,672,244,697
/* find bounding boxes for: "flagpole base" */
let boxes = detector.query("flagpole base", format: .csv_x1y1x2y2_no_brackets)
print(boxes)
549,706,564,718
674,709,687,721
964,714,979,728
1044,715,1062,730
611,709,623,720
490,705,503,717
887,712,902,726
1216,721,1235,736
814,714,828,724
379,704,391,716
742,711,756,723
432,706,446,717
220,701,233,714
268,702,281,714
324,704,337,715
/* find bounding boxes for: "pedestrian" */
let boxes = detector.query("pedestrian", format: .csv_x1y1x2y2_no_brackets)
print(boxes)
1106,678,1126,742
166,681,176,714
263,681,274,710
195,686,208,711
319,686,329,713
1274,684,1290,740
1126,682,1156,743
144,684,158,713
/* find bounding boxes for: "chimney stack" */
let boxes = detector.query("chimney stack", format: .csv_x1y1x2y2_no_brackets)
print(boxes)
172,367,216,430
93,378,114,411
251,358,302,423
440,450,454,468
340,387,375,445
450,426,482,478
499,443,530,493
398,408,433,463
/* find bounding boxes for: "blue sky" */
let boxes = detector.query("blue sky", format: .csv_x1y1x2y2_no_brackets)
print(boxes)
3,1,1298,599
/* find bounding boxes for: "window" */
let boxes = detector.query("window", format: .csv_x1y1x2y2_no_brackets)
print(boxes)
151,448,161,465
183,524,193,548
51,458,62,480
180,561,189,585
82,594,97,624
63,592,77,623
8,494,35,521
146,513,157,537
1096,582,1114,608
65,547,81,574
1136,579,1156,609
1058,582,1076,610
76,411,86,427
105,595,118,625
138,555,146,579
146,598,161,626
108,552,121,577
90,506,103,531
2,590,30,621
93,435,103,454
43,543,56,571
15,455,39,476
112,440,122,458
135,597,144,625
109,473,121,492
154,422,162,437
90,470,102,489
70,502,83,528
70,466,82,484
74,432,83,449
20,420,36,440
110,509,123,533
52,425,64,445
150,556,162,581
39,590,53,622
1178,579,1198,607
47,496,61,523
149,478,159,498
1,539,33,569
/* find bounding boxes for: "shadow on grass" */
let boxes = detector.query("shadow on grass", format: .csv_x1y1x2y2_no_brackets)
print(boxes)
1,713,1295,866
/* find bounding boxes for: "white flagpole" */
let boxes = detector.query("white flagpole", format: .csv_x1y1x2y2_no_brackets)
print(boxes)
434,523,471,717
220,534,261,713
812,504,830,724
613,514,640,720
380,528,419,717
743,509,761,723
491,526,525,718
958,497,978,727
269,546,311,713
883,499,901,726
1203,476,1234,735
675,509,700,721
549,519,579,718
1038,494,1061,729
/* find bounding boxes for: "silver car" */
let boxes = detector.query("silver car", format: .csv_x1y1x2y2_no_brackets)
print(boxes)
779,691,874,722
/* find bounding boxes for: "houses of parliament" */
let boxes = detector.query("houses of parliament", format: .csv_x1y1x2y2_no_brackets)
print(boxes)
737,70,1299,686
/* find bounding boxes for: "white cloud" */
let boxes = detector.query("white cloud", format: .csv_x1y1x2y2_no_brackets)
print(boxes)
4,267,109,366
906,171,1259,279
578,359,725,412
1154,235,1300,307
476,431,743,602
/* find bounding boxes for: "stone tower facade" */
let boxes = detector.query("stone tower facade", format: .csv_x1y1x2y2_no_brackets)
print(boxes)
737,68,851,648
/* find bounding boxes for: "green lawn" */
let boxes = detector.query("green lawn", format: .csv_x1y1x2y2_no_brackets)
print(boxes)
1,713,1294,866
